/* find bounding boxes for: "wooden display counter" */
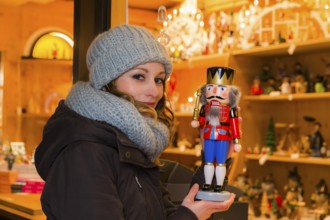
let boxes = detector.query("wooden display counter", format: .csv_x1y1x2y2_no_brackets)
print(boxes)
0,193,45,220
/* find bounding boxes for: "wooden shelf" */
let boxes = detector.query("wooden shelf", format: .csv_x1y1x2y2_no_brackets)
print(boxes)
173,38,330,70
243,92,330,101
21,58,72,67
245,154,330,166
174,112,192,117
173,53,230,70
0,193,45,219
232,38,330,57
168,36,330,193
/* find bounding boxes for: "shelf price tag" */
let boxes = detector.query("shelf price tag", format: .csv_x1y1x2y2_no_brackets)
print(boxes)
288,43,296,55
259,154,268,165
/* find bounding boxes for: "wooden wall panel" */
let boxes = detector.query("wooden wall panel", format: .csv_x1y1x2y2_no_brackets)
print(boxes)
19,59,72,154
0,1,73,153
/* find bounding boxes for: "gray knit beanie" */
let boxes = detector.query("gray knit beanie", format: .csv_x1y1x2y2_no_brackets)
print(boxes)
87,24,172,89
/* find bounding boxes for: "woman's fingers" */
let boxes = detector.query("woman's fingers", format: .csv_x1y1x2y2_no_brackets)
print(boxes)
183,184,199,203
204,193,236,212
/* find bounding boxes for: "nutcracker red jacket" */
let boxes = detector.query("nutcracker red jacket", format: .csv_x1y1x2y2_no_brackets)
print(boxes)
34,101,197,220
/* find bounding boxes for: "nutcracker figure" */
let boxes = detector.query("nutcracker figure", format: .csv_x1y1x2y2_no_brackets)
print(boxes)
191,66,241,201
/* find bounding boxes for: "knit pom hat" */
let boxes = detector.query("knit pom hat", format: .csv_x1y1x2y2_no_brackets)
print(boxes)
87,24,172,89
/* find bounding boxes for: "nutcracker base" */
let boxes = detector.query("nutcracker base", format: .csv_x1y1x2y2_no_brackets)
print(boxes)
195,190,231,202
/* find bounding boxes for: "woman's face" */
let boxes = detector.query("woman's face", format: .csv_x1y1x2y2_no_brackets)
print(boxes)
115,62,166,108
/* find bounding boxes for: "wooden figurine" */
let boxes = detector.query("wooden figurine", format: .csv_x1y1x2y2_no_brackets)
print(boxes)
292,74,307,94
280,76,291,94
251,77,263,95
191,66,241,201
315,75,326,93
282,167,305,219
309,122,325,157
264,76,277,94
4,148,16,171
248,179,263,217
260,64,273,83
310,178,329,217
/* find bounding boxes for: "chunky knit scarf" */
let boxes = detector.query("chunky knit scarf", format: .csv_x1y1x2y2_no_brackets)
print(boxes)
65,82,170,161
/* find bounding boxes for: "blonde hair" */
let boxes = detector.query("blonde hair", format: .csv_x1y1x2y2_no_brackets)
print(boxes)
102,81,175,164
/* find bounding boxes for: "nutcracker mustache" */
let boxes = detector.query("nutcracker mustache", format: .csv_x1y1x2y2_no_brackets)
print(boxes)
207,96,224,100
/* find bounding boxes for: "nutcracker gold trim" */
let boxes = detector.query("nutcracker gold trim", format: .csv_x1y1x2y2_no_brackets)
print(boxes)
193,88,202,121
207,67,234,85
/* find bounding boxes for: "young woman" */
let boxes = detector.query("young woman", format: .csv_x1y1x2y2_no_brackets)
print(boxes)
35,24,235,220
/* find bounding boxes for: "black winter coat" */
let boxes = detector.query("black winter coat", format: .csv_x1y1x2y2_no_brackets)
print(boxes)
35,101,197,220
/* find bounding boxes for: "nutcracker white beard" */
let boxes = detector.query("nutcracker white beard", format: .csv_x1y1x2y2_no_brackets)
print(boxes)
207,105,221,126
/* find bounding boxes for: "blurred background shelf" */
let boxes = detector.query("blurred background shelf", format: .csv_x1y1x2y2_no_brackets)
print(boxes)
245,154,330,166
244,92,330,101
232,38,330,57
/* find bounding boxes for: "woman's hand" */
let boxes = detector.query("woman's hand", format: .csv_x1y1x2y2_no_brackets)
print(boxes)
181,184,235,220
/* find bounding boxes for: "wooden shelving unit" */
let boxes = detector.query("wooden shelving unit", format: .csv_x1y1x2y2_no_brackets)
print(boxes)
173,112,192,117
245,154,330,166
232,38,330,57
244,92,330,101
164,147,201,156
169,37,330,205
18,58,73,154
235,38,330,205
20,58,72,67
173,53,229,70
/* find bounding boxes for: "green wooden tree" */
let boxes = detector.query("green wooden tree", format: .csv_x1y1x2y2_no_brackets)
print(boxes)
271,197,279,217
265,117,276,153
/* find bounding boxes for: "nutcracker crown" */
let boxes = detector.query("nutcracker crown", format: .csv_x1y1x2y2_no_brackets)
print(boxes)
207,67,235,85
